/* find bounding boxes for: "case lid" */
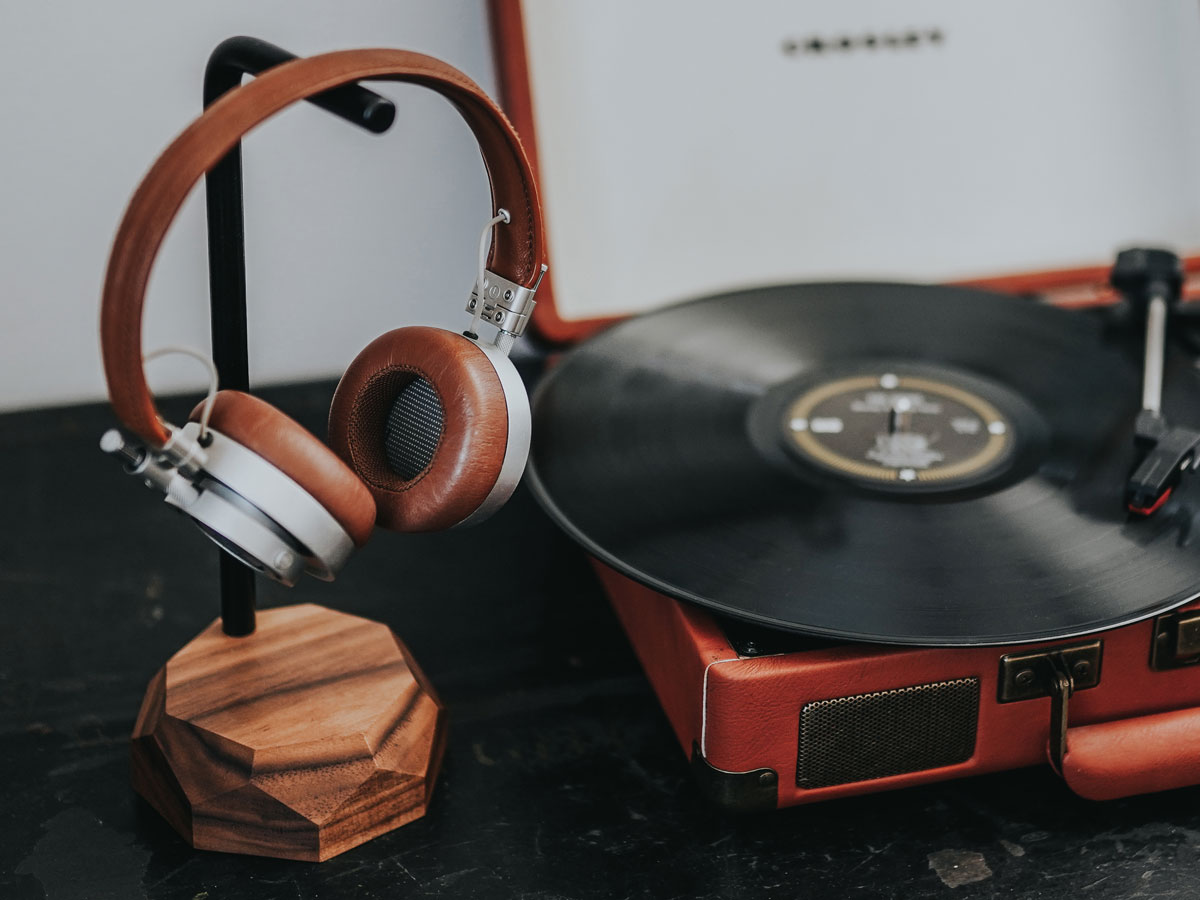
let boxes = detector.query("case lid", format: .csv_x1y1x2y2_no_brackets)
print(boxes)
491,1,1200,340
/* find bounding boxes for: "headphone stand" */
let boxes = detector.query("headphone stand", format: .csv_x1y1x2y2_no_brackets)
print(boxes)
129,38,445,862
204,36,397,639
130,604,445,861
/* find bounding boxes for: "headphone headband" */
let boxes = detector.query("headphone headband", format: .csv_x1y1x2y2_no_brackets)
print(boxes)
101,48,546,447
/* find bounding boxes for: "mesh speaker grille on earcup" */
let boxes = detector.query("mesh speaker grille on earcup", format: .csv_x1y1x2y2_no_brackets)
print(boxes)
385,377,444,480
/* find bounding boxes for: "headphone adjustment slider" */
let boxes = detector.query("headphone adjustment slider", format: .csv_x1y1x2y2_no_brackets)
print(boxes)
466,264,548,340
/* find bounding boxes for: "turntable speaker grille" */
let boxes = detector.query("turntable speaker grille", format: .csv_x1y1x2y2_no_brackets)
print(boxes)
797,678,980,789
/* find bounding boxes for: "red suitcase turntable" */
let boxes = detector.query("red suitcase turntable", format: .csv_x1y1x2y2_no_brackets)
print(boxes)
489,2,1200,809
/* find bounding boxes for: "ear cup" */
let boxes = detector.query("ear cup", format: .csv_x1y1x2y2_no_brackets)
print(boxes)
188,391,377,546
328,326,516,532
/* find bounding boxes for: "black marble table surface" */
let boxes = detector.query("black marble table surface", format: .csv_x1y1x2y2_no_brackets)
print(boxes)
5,380,1200,900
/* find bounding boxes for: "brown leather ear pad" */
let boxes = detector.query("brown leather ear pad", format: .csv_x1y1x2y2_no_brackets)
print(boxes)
189,391,376,546
328,326,508,532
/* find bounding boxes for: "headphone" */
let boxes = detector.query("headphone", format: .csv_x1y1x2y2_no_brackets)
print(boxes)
99,49,547,586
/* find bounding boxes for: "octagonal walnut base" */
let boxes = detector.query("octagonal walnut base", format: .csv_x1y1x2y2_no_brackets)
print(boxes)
130,603,446,862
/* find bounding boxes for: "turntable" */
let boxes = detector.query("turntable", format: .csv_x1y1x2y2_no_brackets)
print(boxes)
527,269,1200,809
490,3,1200,809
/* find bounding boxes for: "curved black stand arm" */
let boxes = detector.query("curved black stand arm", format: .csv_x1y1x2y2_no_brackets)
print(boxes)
204,36,395,636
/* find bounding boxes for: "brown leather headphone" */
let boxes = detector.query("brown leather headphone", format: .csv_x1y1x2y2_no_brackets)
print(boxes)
100,49,547,585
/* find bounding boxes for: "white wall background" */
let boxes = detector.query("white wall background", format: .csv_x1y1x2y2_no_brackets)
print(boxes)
0,1,497,411
7,3,1200,411
522,0,1200,321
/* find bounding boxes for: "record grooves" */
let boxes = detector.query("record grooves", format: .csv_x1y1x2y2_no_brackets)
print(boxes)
527,282,1200,647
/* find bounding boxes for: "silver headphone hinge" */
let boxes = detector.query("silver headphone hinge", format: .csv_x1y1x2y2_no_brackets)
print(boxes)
465,264,548,342
101,428,201,501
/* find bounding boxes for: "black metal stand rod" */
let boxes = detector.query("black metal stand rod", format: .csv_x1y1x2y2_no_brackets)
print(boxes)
203,36,396,636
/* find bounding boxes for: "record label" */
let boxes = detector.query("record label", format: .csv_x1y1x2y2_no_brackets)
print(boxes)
783,372,1013,490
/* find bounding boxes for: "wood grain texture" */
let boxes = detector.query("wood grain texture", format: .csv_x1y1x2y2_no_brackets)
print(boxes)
131,603,446,861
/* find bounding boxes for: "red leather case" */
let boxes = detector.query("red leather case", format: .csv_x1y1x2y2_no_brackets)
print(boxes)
598,564,1200,810
490,0,1200,809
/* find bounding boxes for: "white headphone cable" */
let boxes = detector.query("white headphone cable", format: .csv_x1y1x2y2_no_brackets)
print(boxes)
468,208,511,337
142,346,220,441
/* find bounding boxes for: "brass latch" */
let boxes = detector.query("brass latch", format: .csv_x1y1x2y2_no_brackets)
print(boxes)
997,640,1103,772
1150,609,1200,670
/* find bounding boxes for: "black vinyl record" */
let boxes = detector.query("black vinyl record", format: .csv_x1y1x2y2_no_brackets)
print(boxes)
527,282,1200,646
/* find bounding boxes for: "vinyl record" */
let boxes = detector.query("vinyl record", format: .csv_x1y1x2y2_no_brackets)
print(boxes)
527,282,1200,646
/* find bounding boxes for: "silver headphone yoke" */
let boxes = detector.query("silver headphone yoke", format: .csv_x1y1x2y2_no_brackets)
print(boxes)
102,422,355,585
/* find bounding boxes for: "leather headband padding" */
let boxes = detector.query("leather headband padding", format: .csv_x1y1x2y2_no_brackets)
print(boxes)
102,48,545,446
328,327,507,532
189,390,377,547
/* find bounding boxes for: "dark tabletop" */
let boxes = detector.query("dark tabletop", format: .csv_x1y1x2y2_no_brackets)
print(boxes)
5,379,1200,900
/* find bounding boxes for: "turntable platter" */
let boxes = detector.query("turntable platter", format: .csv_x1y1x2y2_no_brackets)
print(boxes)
527,282,1200,646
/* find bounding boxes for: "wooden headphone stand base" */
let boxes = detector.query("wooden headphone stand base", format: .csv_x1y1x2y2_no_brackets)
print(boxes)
130,603,446,861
